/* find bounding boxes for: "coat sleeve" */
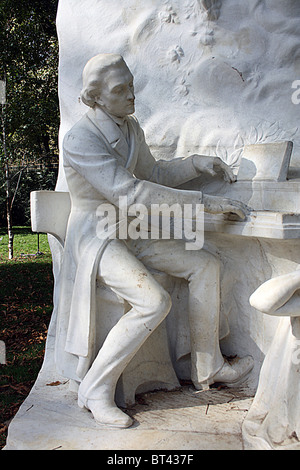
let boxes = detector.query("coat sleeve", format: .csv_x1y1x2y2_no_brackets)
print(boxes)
132,120,200,187
63,127,203,210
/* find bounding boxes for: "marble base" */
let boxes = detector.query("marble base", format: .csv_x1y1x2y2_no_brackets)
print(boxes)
4,334,255,451
4,381,254,451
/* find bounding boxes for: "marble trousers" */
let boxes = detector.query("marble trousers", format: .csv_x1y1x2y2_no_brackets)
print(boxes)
78,238,224,401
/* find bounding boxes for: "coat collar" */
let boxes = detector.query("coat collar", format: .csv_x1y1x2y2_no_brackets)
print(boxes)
87,107,127,149
86,107,138,171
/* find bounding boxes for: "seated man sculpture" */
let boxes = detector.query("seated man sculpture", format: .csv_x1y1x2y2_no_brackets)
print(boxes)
58,53,253,428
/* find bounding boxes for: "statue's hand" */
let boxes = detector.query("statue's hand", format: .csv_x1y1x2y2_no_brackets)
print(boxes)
202,194,251,220
192,155,236,183
212,157,237,183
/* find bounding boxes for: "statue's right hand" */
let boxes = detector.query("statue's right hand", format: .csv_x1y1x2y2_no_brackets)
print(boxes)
202,194,251,220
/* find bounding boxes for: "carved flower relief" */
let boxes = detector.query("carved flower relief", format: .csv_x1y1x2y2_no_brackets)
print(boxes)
245,65,263,89
174,78,189,96
172,77,191,106
158,5,180,24
190,24,214,46
158,0,222,25
167,46,184,64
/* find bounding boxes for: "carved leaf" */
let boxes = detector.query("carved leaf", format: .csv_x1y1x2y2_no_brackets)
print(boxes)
249,126,258,144
256,123,264,142
234,134,244,150
263,121,279,139
286,126,298,140
216,140,228,162
227,147,243,167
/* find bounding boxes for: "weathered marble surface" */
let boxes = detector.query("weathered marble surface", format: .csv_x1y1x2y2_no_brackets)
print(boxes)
56,0,300,192
5,0,300,450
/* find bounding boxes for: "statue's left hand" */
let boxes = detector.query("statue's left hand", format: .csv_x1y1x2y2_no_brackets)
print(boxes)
192,155,236,183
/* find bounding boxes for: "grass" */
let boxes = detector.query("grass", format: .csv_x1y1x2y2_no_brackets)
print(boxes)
0,226,53,449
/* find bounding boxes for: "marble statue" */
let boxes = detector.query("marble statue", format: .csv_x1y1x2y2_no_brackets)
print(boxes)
57,52,253,428
5,0,300,450
242,269,300,450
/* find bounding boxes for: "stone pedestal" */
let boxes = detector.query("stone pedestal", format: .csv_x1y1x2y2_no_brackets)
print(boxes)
4,329,255,450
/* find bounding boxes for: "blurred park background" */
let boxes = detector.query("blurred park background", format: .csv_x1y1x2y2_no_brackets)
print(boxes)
0,0,59,447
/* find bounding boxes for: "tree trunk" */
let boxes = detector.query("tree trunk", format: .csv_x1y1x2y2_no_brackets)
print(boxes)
1,98,14,259
5,161,13,259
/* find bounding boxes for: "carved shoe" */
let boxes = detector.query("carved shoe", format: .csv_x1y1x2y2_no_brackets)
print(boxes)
78,392,133,428
195,355,254,391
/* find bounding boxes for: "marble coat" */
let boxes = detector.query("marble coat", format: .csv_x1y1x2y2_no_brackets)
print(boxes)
55,107,203,381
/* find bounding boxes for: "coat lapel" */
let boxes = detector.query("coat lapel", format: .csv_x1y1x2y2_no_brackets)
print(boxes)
87,108,130,164
125,118,139,173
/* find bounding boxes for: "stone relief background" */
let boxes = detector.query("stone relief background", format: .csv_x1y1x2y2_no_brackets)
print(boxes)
53,0,300,389
56,0,300,188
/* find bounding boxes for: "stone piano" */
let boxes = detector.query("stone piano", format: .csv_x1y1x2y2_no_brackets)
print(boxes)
181,140,300,388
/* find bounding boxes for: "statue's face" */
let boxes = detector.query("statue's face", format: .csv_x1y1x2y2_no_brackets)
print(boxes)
96,64,135,118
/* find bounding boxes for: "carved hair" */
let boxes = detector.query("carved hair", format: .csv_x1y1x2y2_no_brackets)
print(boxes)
80,53,126,107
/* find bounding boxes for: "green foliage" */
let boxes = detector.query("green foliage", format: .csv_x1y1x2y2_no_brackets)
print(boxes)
0,165,58,227
0,0,60,165
0,1,59,445
0,229,53,447
0,0,59,232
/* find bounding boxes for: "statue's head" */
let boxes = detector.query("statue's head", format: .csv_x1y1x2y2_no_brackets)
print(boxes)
80,53,135,117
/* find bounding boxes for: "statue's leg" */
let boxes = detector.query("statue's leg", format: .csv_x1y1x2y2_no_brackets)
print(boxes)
78,239,171,427
132,239,224,385
131,239,253,389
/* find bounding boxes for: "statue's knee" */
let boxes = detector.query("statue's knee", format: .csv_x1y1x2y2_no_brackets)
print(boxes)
191,250,220,279
151,288,172,321
161,289,172,316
